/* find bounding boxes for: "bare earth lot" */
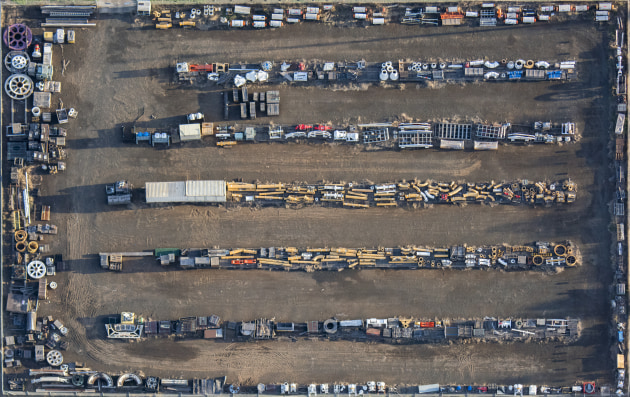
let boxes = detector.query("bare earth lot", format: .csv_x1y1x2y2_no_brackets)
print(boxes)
3,9,616,386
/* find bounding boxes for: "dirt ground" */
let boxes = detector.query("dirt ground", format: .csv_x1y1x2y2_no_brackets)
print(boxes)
2,8,618,387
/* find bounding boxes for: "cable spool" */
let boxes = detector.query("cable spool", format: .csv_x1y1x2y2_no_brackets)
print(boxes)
386,65,394,72
385,61,392,68
501,58,508,64
418,257,424,266
554,244,567,257
515,59,525,69
532,255,543,266
381,62,387,69
14,230,27,242
507,61,515,69
49,281,58,289
323,319,338,334
525,60,535,69
32,106,41,117
567,247,573,255
422,63,428,70
515,320,523,328
379,69,389,81
16,241,26,252
430,62,437,69
565,255,577,266
28,241,38,254
439,62,446,69
389,70,399,81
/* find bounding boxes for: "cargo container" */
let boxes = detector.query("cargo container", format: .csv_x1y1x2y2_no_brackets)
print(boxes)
465,11,479,17
306,7,320,14
354,13,367,19
598,2,612,10
233,5,251,14
425,6,439,13
253,15,266,21
372,18,385,25
304,13,320,20
286,17,300,23
288,8,302,16
271,13,283,20
253,21,266,28
522,16,536,23
270,20,283,27
353,6,367,13
557,4,572,12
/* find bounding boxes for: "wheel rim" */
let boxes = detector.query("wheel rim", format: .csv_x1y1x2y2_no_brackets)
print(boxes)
27,261,46,279
5,74,33,100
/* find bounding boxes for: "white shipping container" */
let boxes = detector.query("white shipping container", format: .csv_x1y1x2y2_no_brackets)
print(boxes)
286,17,300,23
522,16,536,23
575,5,588,12
481,3,495,8
288,8,302,15
372,17,385,25
540,6,554,12
269,20,283,27
538,14,550,21
253,21,266,28
557,4,572,12
425,6,438,13
599,2,612,10
596,12,610,21
504,18,518,24
304,13,319,20
506,12,518,19
252,15,266,21
323,4,333,11
447,6,459,12
507,6,520,12
273,8,283,14
271,13,283,20
353,6,366,13
230,19,246,27
354,13,367,19
306,6,319,14
465,11,479,17
233,5,251,14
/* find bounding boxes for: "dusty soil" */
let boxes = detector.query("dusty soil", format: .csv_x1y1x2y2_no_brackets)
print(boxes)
2,8,617,387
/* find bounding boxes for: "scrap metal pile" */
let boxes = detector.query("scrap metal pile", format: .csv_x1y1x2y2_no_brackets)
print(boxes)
151,3,609,30
139,119,578,149
225,179,577,208
121,313,580,344
4,23,76,173
175,58,576,87
100,241,580,272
